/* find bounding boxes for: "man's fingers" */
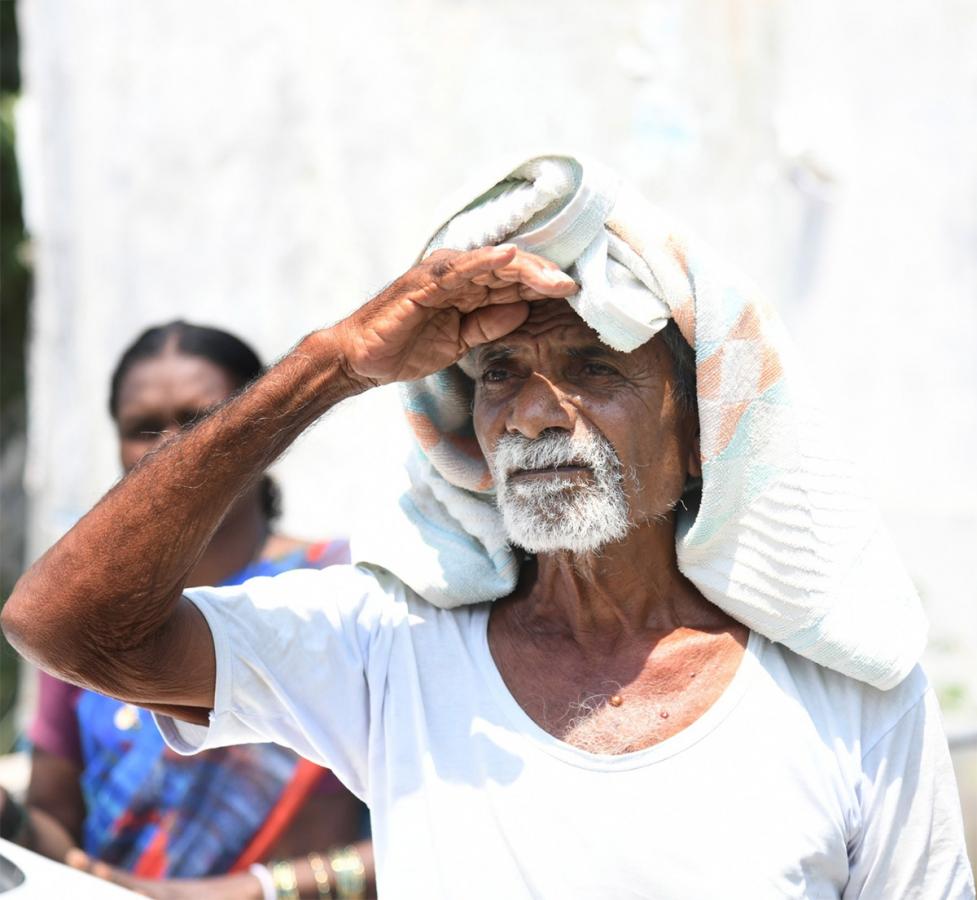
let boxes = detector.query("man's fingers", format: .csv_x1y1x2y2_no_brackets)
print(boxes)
430,246,578,300
482,284,524,306
460,302,531,348
471,272,508,288
471,251,561,288
489,257,577,297
431,245,518,289
517,285,551,301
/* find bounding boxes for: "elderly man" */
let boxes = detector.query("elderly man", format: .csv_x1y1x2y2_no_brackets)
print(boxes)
4,156,974,898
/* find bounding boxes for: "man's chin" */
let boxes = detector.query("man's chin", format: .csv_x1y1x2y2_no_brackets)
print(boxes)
508,535,605,556
500,513,630,556
497,480,632,556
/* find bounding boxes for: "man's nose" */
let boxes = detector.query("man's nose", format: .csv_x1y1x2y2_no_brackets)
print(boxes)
505,373,576,440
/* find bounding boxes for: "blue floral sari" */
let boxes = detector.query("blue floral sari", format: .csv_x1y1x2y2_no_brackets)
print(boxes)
75,540,348,877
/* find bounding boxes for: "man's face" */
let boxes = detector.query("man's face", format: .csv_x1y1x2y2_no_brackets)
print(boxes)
470,301,699,554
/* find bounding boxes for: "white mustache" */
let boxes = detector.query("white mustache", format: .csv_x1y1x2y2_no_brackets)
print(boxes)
493,429,618,483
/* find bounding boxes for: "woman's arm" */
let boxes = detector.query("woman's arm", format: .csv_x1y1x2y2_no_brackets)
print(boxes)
67,833,378,898
26,748,86,848
0,785,77,862
2,673,88,860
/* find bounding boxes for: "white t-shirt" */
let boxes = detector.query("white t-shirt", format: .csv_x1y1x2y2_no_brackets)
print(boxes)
157,565,974,899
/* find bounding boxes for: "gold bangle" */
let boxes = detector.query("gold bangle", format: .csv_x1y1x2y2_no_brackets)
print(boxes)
308,851,333,899
271,859,300,900
328,846,366,900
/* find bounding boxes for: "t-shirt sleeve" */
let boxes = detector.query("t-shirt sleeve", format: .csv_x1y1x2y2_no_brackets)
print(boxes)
29,671,83,765
154,564,391,801
843,687,975,899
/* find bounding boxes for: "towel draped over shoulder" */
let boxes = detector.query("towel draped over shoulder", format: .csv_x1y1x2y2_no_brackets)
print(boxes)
351,153,926,690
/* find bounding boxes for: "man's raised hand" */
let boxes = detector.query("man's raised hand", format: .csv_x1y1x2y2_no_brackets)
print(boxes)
334,245,578,387
0,244,575,711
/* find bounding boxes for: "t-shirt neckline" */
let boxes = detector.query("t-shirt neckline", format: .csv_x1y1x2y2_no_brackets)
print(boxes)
474,607,763,771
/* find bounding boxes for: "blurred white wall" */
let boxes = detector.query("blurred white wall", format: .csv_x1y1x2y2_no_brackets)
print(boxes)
15,0,977,719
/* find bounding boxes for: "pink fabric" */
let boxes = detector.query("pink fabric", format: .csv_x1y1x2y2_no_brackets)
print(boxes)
308,539,351,569
30,671,83,766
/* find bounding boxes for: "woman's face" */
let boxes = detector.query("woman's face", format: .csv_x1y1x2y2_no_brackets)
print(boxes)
114,352,239,472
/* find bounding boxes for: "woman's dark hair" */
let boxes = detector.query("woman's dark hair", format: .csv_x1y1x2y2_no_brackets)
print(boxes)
109,320,264,417
109,320,281,520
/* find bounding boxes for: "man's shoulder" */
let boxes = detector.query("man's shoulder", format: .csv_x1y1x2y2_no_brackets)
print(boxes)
196,562,481,633
187,561,395,621
758,635,930,754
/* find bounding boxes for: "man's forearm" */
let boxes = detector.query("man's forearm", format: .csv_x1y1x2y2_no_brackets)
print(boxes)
1,245,576,711
1,328,364,696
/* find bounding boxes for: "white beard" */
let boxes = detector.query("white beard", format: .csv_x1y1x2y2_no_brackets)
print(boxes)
492,428,632,555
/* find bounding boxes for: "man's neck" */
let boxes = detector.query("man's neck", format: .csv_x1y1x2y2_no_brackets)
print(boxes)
510,513,737,651
488,513,750,752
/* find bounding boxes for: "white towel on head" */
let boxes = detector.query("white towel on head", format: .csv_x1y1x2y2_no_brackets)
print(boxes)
351,152,927,690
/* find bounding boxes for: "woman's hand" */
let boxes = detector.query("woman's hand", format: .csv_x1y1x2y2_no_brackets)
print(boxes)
65,850,264,899
334,245,577,387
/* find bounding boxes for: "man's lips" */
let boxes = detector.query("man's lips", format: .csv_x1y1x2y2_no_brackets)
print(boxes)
507,464,593,482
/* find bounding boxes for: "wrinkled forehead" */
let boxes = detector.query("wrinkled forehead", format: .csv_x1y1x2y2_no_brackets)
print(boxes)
462,300,609,375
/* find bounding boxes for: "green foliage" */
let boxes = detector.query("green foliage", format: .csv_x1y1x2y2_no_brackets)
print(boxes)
938,682,970,713
0,1,19,93
1,93,28,435
0,0,28,754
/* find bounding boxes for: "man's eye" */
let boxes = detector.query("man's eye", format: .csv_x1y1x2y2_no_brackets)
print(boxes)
582,362,618,377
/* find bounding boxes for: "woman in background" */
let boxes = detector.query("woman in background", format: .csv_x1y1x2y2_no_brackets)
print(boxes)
2,321,374,899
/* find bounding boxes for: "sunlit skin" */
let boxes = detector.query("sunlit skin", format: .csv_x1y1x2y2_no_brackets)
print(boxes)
0,242,758,897
2,244,577,720
1,240,750,763
3,246,748,754
2,246,760,887
471,300,695,525
472,301,748,749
